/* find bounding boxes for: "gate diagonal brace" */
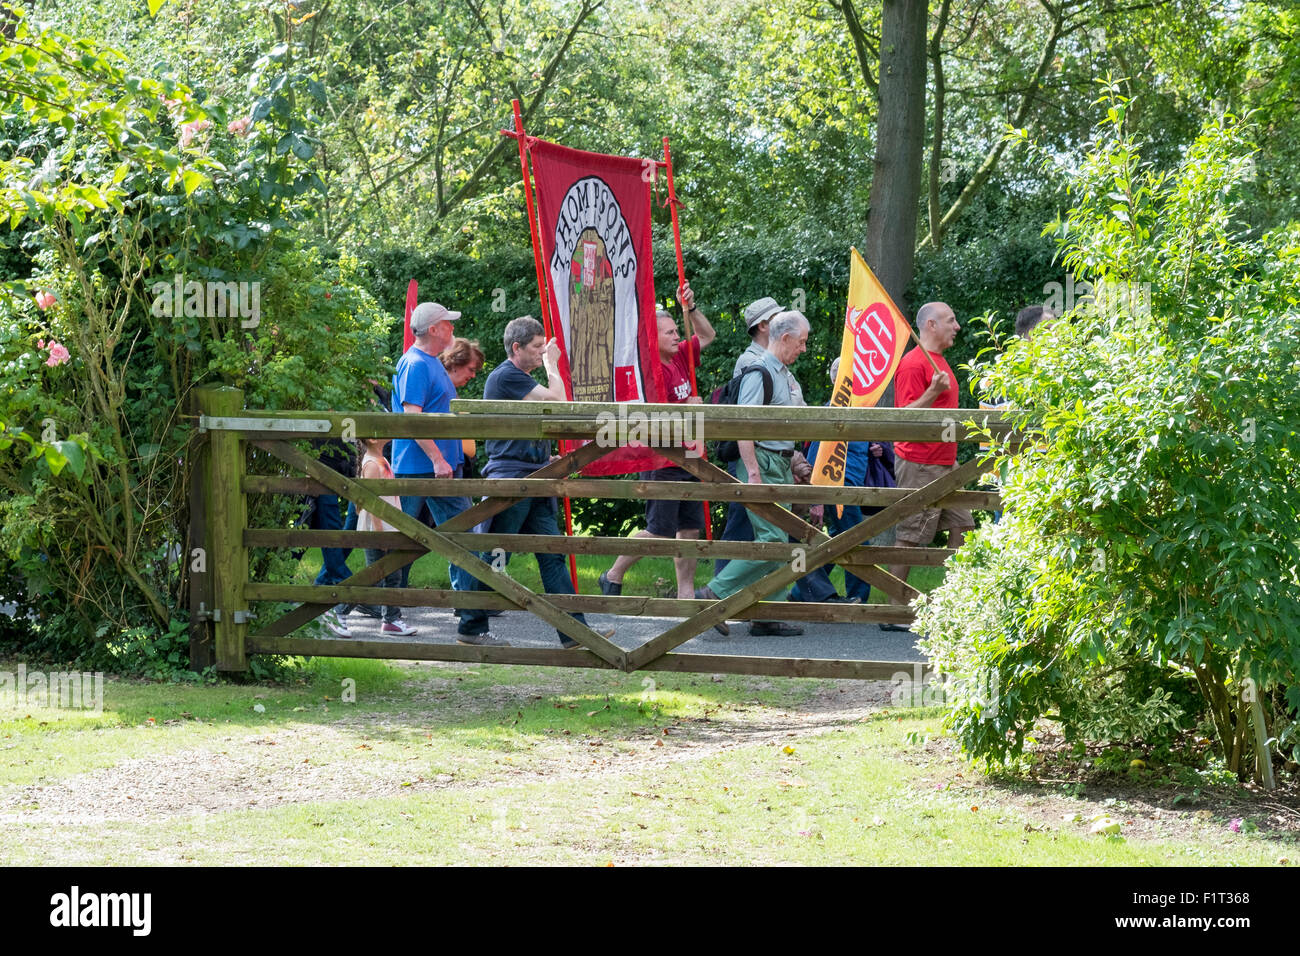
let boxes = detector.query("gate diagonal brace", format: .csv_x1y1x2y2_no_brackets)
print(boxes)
252,440,627,669
627,455,984,670
657,447,920,603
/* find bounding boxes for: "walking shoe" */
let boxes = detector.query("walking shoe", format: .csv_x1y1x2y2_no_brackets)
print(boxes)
749,620,804,637
381,618,418,636
598,571,623,596
694,587,729,636
824,595,861,605
323,610,351,638
457,632,510,646
879,622,912,633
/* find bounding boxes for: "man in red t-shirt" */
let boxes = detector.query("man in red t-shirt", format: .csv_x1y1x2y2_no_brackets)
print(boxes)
600,283,717,600
884,301,974,629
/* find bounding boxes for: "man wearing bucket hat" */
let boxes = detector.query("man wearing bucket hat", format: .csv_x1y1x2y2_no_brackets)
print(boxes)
709,297,810,638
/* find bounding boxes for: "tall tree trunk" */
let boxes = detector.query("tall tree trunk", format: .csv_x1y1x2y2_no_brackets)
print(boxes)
864,0,929,315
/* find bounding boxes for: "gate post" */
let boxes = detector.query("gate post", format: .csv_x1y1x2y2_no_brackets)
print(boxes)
187,388,214,671
196,386,248,671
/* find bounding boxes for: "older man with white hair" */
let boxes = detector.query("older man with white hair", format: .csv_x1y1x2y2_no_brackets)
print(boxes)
696,309,810,638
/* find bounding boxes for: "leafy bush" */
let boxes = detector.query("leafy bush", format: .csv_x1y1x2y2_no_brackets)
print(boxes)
0,12,394,670
915,90,1300,783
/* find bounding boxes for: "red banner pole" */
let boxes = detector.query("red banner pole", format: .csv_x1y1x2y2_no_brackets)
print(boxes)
663,138,696,398
403,279,417,353
511,100,554,341
507,101,577,589
663,138,712,540
563,498,578,590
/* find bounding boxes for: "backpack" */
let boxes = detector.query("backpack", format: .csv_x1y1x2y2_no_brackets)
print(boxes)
708,364,775,462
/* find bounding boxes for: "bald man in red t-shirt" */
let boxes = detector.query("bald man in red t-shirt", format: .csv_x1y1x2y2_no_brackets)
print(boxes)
883,301,974,630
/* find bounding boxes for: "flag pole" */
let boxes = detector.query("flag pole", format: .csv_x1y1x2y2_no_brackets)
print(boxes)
853,247,940,376
505,100,578,589
403,280,417,353
663,138,697,398
509,100,555,341
664,137,712,540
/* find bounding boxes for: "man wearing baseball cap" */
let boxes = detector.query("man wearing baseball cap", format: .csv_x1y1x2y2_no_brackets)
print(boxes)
388,302,471,633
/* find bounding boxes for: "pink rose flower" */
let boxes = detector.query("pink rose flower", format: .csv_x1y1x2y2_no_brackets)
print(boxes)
44,341,70,367
35,291,57,310
227,117,252,138
179,119,212,148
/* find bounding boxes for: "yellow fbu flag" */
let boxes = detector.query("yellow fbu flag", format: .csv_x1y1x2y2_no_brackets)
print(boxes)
811,247,911,488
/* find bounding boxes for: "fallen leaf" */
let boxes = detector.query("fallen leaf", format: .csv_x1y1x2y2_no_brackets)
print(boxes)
782,746,795,755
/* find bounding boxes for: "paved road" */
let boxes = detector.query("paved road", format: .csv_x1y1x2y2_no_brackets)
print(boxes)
341,603,927,664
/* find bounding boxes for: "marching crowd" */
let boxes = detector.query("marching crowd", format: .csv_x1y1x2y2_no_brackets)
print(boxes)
305,288,1054,646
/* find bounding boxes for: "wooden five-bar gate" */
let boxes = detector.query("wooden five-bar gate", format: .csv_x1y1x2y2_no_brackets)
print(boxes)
189,385,1010,680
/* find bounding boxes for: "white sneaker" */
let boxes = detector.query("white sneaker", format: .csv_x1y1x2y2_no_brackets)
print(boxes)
381,618,418,636
323,610,351,638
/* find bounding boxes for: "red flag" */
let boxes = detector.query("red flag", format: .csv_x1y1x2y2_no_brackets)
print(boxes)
811,247,911,492
403,279,418,353
530,139,664,475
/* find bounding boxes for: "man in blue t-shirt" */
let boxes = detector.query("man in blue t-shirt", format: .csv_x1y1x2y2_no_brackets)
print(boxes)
456,315,614,649
388,302,471,634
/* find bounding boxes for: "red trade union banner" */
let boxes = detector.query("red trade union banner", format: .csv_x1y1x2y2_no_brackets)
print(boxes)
811,247,911,489
530,138,664,475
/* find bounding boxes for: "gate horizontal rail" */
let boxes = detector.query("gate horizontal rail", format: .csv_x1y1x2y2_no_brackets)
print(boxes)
245,584,917,624
244,476,999,510
243,530,955,566
245,635,921,680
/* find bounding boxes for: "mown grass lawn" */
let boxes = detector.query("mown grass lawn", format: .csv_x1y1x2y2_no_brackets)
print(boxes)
2,657,1293,866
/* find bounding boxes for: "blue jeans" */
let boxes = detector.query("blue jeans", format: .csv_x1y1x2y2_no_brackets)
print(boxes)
789,504,870,603
396,473,473,592
347,549,404,624
311,496,352,615
457,496,590,643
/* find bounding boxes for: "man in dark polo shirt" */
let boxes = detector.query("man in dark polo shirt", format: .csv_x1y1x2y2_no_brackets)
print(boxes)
456,315,613,648
884,301,973,631
599,283,717,600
